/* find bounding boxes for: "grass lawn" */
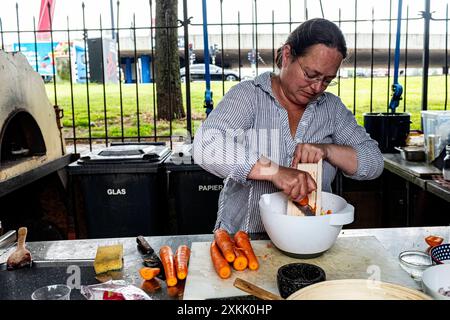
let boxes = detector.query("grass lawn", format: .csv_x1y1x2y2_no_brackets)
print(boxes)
45,75,450,143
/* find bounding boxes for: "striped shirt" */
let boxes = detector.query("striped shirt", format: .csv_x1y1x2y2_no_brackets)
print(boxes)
193,71,384,234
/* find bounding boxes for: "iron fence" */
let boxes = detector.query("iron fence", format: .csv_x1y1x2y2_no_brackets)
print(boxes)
0,0,449,152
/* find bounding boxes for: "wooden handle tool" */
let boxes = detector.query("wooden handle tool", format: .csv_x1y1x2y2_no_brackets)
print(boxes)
6,227,32,270
233,278,284,300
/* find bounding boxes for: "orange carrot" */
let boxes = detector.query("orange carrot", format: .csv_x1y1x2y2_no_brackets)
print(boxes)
140,278,161,293
210,240,231,279
159,245,177,287
234,231,259,270
139,267,160,280
233,246,248,271
174,245,191,280
298,196,309,206
214,229,236,263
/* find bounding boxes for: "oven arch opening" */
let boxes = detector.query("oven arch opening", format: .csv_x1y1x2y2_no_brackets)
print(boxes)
0,110,46,166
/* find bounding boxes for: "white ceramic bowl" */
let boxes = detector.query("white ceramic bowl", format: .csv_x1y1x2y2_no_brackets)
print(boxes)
421,264,450,300
259,192,354,257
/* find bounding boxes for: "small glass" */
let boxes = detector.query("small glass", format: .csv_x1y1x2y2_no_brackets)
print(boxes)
398,251,432,281
31,284,71,300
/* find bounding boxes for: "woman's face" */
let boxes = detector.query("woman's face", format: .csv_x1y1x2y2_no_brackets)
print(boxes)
279,43,343,106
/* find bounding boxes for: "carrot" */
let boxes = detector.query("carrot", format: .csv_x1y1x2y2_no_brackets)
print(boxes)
140,278,161,293
159,245,177,287
233,246,248,271
214,229,236,263
139,267,160,280
210,240,232,279
234,231,259,270
174,245,191,280
298,196,309,206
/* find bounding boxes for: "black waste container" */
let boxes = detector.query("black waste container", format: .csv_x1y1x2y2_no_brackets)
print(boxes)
364,112,411,153
68,143,170,239
165,144,224,235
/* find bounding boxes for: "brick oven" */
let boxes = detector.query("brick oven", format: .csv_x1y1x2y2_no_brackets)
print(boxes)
0,51,74,240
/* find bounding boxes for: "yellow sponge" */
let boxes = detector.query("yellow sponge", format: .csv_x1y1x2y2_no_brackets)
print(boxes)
94,244,124,274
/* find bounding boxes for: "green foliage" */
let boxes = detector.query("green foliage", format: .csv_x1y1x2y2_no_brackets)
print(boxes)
55,57,71,81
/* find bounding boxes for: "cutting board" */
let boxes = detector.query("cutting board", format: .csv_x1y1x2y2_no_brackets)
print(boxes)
183,236,419,300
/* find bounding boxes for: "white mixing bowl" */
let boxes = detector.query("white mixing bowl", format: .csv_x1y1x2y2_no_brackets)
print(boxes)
421,264,450,300
259,192,354,258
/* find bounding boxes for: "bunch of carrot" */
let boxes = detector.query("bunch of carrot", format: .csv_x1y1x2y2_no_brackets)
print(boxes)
140,244,191,287
211,229,259,279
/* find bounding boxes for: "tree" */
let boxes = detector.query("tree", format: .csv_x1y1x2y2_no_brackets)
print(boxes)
155,0,185,120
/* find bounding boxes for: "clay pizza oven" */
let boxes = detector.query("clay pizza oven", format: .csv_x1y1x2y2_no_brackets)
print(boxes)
0,51,65,183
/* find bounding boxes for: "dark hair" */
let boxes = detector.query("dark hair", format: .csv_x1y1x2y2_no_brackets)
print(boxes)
276,18,347,68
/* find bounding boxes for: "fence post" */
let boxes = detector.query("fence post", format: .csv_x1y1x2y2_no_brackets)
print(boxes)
421,0,431,112
182,0,192,138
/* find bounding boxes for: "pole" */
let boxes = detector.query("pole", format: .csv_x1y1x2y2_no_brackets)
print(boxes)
110,0,115,39
393,0,403,85
388,0,403,113
183,0,192,135
421,0,431,111
202,0,213,116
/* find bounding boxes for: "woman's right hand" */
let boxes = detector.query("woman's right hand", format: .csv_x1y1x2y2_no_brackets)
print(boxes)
270,166,317,201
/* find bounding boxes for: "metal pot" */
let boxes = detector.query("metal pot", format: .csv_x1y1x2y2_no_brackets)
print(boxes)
395,146,426,162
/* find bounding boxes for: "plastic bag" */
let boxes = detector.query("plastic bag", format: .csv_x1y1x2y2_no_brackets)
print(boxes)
80,280,151,300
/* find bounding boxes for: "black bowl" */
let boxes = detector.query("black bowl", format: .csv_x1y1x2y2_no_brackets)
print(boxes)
277,263,326,299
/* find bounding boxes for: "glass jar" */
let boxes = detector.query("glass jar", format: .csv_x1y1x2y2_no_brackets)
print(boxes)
443,145,450,181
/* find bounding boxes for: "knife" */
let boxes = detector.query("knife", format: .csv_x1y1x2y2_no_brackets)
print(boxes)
136,235,165,280
0,230,17,258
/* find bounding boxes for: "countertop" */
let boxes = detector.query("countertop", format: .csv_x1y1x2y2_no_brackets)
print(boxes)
383,153,450,201
1,226,449,300
383,153,442,179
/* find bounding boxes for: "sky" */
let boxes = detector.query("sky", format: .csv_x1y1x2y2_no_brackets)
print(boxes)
1,0,450,44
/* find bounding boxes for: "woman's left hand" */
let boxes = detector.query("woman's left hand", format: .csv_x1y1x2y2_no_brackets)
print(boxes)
291,143,329,167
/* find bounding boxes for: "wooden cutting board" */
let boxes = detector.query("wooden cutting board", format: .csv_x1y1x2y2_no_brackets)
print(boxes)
183,236,419,300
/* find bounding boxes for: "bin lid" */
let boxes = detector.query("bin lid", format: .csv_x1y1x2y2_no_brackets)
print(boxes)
164,144,201,170
77,144,171,165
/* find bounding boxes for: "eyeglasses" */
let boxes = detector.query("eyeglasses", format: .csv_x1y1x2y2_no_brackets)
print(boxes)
296,59,338,87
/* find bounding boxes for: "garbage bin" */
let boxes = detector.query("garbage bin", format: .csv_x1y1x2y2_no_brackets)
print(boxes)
165,144,224,235
68,143,170,239
363,112,411,153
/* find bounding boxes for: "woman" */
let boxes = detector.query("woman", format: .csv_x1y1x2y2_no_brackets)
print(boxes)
193,18,383,233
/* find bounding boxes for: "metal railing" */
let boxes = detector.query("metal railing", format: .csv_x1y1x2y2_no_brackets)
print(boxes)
0,0,449,152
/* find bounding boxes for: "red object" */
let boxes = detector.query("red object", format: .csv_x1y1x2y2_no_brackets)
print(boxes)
37,0,56,40
425,236,444,248
102,291,125,300
298,196,309,207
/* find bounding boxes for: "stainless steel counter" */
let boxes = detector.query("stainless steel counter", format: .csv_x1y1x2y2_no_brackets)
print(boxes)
383,153,450,201
0,226,449,300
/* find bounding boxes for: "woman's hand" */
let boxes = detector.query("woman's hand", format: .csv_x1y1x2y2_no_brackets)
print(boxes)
291,143,329,167
270,166,317,201
291,143,358,176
